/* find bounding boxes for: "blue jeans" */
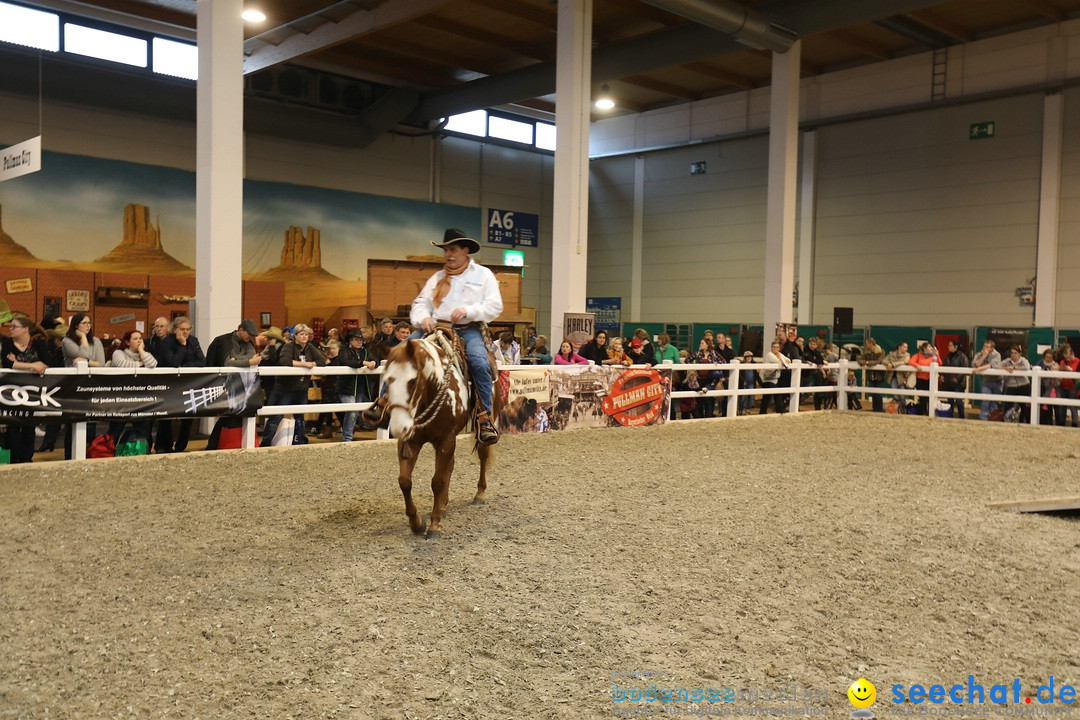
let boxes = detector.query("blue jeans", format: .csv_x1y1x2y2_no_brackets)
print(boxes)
339,391,369,441
408,326,493,415
979,380,1003,421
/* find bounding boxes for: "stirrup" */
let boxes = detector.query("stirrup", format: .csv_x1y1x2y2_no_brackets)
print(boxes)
477,421,499,446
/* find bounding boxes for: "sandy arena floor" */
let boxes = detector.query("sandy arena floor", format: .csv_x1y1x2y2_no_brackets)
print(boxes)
1,412,1078,719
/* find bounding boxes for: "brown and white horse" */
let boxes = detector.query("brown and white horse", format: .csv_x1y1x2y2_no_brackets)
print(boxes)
381,330,497,535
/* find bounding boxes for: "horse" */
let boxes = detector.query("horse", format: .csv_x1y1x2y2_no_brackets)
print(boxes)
380,329,498,536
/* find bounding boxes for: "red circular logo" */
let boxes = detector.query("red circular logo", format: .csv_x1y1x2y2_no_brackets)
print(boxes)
601,368,665,426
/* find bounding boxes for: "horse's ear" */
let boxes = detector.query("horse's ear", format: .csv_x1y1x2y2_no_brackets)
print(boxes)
403,339,416,359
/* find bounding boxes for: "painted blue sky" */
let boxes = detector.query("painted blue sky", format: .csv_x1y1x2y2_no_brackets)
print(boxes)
0,150,480,278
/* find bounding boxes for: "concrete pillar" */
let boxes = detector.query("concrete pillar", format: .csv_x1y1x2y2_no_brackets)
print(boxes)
797,129,816,325
630,154,644,322
1034,92,1063,327
549,0,592,346
763,41,800,337
195,0,244,344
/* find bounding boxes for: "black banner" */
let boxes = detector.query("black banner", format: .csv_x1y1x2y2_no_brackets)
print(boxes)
0,371,263,423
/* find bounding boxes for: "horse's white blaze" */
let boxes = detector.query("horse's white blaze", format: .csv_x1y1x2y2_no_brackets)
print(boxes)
385,357,419,438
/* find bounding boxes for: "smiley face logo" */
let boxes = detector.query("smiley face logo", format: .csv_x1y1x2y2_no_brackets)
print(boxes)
848,678,877,709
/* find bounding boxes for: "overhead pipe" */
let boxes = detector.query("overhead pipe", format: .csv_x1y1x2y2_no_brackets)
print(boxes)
636,0,797,54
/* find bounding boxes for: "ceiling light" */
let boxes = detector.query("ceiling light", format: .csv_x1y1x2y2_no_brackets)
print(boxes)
241,8,266,22
594,84,615,111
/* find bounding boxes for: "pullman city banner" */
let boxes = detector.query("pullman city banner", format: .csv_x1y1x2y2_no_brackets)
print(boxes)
0,371,263,423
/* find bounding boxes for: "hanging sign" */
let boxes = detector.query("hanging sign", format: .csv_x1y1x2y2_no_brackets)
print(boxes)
487,208,539,247
0,136,42,182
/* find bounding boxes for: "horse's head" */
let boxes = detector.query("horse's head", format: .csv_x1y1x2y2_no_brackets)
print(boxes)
383,337,469,442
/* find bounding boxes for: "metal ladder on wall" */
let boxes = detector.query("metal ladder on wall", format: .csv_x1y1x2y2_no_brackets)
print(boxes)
931,47,948,102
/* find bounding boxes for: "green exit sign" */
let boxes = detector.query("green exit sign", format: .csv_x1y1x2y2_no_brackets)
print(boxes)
969,121,995,140
690,161,707,175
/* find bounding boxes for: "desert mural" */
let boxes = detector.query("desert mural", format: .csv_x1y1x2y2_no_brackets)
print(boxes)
0,150,478,324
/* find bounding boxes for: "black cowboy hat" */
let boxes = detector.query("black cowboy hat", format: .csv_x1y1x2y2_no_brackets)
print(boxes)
431,228,480,254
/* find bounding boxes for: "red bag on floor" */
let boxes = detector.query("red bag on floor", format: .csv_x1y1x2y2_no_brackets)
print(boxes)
217,426,259,449
88,433,116,459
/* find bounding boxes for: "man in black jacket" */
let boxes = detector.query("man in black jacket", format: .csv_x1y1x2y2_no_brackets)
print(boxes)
338,330,379,441
153,315,205,453
205,318,263,369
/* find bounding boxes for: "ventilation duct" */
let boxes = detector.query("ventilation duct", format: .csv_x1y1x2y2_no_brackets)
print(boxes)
637,0,797,53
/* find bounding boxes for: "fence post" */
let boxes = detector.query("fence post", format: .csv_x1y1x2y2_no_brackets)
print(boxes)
242,416,257,448
789,360,802,414
727,359,740,418
928,362,939,419
1030,366,1041,426
837,358,848,410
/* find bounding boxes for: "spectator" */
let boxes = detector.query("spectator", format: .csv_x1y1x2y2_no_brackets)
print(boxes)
859,337,888,412
146,316,171,357
816,342,840,411
626,336,656,367
258,326,285,406
632,329,656,362
971,340,1003,421
908,341,938,415
206,319,263,369
738,350,758,415
1037,349,1060,426
381,322,412,356
715,333,735,363
694,337,722,418
577,330,609,365
312,340,342,439
62,313,106,368
604,337,630,367
2,315,50,463
1000,345,1031,423
370,317,395,360
673,368,704,420
553,339,589,365
1055,343,1079,427
522,335,552,365
655,332,680,365
492,331,521,366
942,340,970,419
338,329,379,441
37,320,67,453
261,323,326,446
884,341,912,409
154,316,205,453
759,340,789,414
107,330,157,444
802,336,824,406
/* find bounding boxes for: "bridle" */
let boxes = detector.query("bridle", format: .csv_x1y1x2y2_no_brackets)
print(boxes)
385,335,461,441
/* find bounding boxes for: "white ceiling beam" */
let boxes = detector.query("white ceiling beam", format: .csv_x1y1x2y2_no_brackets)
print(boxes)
242,0,452,75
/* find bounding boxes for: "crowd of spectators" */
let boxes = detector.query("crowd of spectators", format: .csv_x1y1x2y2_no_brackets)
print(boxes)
4,314,1079,463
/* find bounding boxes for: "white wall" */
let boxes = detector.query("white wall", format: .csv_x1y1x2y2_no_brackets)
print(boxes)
1057,86,1080,329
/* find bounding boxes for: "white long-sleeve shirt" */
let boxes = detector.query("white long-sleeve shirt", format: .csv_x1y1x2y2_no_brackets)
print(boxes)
410,259,503,327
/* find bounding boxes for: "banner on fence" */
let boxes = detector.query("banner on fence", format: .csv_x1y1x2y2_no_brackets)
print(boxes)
496,365,671,434
0,371,264,423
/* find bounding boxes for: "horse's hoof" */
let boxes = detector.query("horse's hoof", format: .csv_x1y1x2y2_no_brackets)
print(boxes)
472,495,485,505
426,528,441,540
410,519,427,535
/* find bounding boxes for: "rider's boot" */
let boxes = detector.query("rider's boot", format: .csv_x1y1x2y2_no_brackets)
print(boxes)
361,396,391,429
476,410,499,446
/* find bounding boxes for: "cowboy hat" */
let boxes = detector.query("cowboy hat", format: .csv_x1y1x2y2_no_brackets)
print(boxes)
431,228,480,254
260,326,284,342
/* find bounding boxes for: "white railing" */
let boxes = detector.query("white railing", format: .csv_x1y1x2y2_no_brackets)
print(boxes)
5,358,1078,462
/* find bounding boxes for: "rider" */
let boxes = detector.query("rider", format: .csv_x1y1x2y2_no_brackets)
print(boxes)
363,228,503,445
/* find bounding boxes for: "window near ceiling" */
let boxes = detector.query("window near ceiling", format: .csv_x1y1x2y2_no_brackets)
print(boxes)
445,110,488,137
0,1,60,51
64,22,147,67
488,115,533,145
152,37,197,80
535,122,556,151
445,110,555,154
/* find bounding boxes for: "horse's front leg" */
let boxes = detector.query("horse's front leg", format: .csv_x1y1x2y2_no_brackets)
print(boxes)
398,441,425,535
428,436,456,533
474,443,491,504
